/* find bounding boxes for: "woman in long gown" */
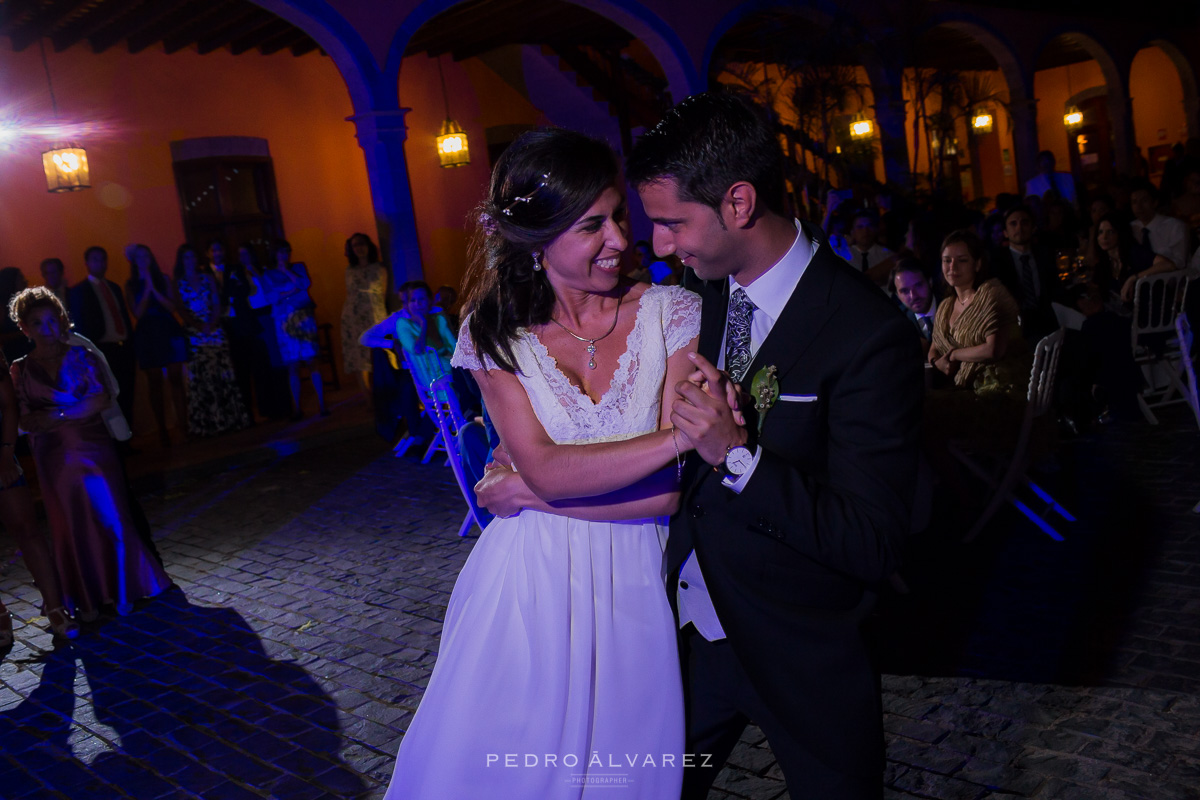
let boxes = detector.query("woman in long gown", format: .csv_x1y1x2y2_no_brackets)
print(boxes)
384,129,705,798
10,288,171,621
340,233,388,394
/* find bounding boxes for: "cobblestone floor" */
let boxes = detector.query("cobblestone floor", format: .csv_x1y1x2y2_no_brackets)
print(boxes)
0,403,1197,799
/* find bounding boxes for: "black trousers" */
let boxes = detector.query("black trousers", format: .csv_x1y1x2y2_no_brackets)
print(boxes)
680,626,880,800
98,341,136,430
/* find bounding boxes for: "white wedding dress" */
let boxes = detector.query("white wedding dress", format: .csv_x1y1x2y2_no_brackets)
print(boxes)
384,284,700,799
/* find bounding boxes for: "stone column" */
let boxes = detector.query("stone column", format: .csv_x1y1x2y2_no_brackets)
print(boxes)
348,108,424,284
1008,97,1041,193
873,87,914,190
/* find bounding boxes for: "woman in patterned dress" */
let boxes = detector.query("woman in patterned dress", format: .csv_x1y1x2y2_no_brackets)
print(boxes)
173,245,250,437
255,241,329,420
340,233,387,395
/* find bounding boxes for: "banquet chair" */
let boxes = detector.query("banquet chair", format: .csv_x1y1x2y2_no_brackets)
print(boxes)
1132,271,1191,424
401,346,456,465
1177,313,1200,430
426,374,488,537
952,329,1074,543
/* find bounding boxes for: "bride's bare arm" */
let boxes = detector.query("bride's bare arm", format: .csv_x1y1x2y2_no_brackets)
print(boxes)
471,331,699,504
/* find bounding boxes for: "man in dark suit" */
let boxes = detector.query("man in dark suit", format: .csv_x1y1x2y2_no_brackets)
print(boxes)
990,205,1058,340
68,246,136,426
891,259,938,355
630,93,923,799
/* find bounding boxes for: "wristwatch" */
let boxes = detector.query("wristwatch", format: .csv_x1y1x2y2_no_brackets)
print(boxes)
717,442,754,479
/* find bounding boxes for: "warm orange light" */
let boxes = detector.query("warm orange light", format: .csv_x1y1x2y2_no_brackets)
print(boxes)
971,112,993,134
849,118,874,139
42,146,90,192
1064,107,1083,127
436,118,470,167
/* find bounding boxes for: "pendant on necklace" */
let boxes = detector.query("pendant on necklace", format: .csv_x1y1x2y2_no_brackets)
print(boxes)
586,342,597,369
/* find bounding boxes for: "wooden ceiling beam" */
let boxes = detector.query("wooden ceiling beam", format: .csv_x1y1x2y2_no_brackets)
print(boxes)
6,0,92,51
51,0,140,51
230,18,289,55
290,38,319,57
127,0,214,53
405,0,527,53
196,9,274,54
88,0,180,53
422,4,564,59
161,0,242,54
258,28,306,56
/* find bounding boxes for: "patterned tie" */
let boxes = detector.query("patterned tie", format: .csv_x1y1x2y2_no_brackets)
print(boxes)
725,288,756,382
919,316,933,339
98,281,127,338
1019,254,1038,308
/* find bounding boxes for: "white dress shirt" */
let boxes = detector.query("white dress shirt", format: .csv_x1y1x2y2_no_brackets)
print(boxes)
848,243,893,272
1131,214,1189,271
677,222,818,641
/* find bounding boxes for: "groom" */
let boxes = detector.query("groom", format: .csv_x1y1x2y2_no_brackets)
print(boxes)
629,93,923,798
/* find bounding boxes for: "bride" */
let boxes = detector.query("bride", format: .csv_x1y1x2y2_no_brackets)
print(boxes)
383,128,703,798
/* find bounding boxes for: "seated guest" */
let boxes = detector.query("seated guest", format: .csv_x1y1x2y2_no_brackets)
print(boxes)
1091,212,1177,302
10,288,171,621
1129,179,1188,273
891,260,938,354
359,287,432,448
991,204,1058,339
846,209,896,287
1024,151,1077,207
1170,167,1200,230
394,281,479,413
1065,284,1142,422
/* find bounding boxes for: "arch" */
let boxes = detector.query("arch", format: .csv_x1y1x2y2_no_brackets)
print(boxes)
385,0,701,105
919,16,1029,109
700,0,836,81
1140,38,1199,140
245,0,393,111
1034,29,1124,97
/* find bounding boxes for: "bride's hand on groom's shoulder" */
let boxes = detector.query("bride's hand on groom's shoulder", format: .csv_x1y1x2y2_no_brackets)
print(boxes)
474,463,524,518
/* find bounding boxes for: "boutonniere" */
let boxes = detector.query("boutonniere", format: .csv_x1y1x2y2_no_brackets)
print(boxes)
749,365,779,435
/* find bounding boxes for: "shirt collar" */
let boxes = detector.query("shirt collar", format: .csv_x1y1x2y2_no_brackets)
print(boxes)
729,220,814,322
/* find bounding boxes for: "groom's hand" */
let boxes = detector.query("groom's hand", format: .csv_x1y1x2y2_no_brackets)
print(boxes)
672,352,748,467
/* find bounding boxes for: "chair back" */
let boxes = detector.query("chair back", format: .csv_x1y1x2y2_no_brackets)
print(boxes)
1177,313,1200,428
1131,271,1189,346
1026,328,1065,418
428,374,488,535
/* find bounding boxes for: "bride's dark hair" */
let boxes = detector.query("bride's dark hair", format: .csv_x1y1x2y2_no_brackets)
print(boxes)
461,128,620,373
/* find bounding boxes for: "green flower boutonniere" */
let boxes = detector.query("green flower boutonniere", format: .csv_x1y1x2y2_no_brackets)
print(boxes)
749,365,779,435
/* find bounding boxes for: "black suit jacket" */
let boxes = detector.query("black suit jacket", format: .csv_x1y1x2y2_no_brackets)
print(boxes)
990,247,1058,339
68,278,133,343
668,223,924,775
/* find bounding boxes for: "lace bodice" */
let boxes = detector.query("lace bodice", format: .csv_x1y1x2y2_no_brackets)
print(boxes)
452,284,700,445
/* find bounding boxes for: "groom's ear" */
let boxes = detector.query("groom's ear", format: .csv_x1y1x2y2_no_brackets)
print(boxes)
724,181,758,230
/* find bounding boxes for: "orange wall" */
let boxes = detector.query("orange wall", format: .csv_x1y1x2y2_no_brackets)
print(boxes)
0,43,375,384
1033,61,1105,170
1130,46,1189,157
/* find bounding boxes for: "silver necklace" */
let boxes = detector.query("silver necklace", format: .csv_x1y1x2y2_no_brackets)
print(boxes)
549,293,622,369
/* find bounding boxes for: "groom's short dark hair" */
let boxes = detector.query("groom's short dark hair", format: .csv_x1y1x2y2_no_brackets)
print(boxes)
627,91,786,218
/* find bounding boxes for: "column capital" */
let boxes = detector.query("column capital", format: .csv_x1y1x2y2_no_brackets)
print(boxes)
347,109,413,144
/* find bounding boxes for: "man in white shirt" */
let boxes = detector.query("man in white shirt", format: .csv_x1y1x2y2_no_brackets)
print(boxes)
846,209,896,288
630,92,923,800
1130,180,1188,271
1025,151,1077,207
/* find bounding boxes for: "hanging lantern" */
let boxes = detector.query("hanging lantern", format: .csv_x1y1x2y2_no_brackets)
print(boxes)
436,118,470,168
42,146,90,192
971,110,994,134
1064,106,1084,128
849,114,874,139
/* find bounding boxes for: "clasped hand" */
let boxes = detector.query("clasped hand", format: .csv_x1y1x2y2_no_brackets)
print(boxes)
671,352,748,466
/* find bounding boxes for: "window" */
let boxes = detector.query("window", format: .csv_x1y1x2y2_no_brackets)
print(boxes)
170,137,284,256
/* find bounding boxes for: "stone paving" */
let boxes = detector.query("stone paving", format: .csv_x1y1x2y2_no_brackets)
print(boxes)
0,404,1197,799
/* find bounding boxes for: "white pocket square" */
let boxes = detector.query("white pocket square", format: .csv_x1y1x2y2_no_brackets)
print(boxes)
779,394,818,403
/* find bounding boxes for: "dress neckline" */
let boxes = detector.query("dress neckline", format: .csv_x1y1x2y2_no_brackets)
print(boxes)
525,285,658,408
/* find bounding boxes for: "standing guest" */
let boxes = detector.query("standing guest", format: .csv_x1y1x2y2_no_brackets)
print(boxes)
340,233,387,394
846,208,896,287
1024,151,1077,207
1129,179,1188,273
10,288,171,621
125,245,188,447
39,258,68,305
237,244,290,419
173,245,251,437
67,247,136,429
207,240,258,419
0,349,79,642
892,259,938,353
254,240,328,420
991,205,1058,339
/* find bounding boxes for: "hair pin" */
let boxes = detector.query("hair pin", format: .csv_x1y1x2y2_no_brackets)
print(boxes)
500,172,551,217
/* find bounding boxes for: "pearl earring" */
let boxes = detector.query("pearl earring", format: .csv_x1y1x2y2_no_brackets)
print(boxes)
532,251,543,272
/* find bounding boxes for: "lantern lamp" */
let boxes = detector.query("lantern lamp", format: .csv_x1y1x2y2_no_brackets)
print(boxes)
1064,106,1083,128
436,119,470,168
971,110,994,134
849,114,874,139
42,146,90,192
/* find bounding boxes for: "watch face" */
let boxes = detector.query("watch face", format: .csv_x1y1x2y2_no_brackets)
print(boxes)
725,446,754,475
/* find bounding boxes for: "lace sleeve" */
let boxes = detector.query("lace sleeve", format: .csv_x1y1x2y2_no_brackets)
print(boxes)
660,285,702,355
450,314,499,371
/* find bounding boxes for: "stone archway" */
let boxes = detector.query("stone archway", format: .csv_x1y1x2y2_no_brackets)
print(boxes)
1140,38,1199,141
